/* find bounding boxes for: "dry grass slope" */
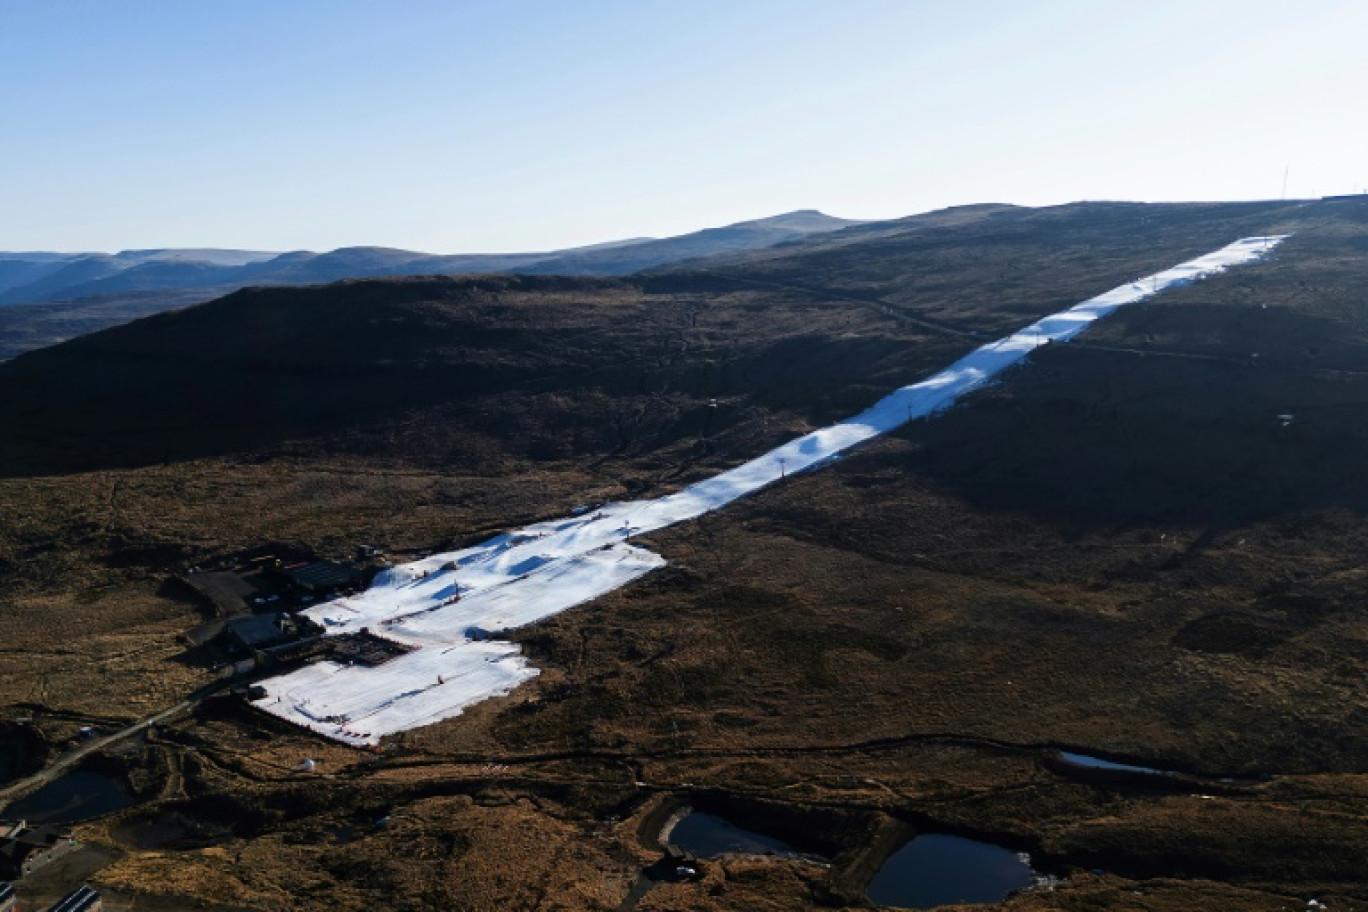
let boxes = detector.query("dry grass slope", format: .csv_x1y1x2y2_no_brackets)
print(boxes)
2,199,1368,910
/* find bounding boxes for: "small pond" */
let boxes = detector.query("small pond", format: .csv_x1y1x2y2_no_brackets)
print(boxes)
1,770,137,824
865,834,1036,909
668,811,806,859
1059,751,1168,777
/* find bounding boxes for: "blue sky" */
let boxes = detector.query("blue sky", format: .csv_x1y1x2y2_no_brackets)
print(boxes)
1,0,1363,252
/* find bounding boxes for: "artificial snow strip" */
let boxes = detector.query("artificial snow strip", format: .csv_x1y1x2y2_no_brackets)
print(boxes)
254,235,1287,745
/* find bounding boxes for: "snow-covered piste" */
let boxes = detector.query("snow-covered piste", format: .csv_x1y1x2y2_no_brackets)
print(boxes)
254,235,1287,746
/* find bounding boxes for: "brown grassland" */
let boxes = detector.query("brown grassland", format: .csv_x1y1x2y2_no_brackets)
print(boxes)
2,200,1368,910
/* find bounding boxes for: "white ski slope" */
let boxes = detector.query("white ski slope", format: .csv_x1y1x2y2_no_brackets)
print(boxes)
254,235,1287,746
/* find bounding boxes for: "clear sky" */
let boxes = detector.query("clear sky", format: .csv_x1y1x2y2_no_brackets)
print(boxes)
1,0,1363,253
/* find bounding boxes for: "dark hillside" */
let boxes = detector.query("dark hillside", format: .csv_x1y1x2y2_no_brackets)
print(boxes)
662,199,1309,333
905,202,1368,526
0,273,952,476
0,200,1326,480
0,288,231,361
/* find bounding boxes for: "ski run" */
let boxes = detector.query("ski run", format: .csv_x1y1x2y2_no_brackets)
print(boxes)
254,235,1288,746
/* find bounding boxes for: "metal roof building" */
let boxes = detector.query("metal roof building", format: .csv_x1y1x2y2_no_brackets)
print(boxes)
0,820,77,880
47,885,102,912
225,613,296,650
278,561,356,594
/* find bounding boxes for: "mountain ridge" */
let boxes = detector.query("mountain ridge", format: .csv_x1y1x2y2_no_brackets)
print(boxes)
0,210,864,360
0,209,861,306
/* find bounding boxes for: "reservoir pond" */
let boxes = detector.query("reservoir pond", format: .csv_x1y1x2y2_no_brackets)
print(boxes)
1059,751,1168,777
1,770,136,824
668,811,807,859
865,833,1036,909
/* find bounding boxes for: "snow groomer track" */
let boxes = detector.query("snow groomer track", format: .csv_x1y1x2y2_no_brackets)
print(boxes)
254,236,1288,746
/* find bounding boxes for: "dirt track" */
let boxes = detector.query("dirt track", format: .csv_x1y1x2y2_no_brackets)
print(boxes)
0,681,226,809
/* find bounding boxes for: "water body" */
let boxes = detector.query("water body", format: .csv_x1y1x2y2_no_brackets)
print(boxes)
668,811,804,859
1,770,136,824
1058,751,1169,777
866,834,1036,909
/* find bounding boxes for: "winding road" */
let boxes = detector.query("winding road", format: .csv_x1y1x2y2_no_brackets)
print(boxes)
0,679,229,810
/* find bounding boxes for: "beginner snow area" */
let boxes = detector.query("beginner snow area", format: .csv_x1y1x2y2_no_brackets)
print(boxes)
253,235,1287,746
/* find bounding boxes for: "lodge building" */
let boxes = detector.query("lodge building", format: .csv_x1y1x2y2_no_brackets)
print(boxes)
0,820,77,880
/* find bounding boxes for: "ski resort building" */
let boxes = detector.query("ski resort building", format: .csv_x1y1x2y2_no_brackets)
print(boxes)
180,569,258,615
0,820,77,880
46,885,101,912
224,613,301,652
275,560,357,595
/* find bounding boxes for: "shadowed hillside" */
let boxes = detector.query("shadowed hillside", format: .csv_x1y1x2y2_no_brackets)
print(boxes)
0,273,950,475
903,203,1368,526
0,200,1326,477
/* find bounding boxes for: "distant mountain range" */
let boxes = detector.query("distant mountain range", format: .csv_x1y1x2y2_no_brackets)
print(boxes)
0,247,278,303
0,210,863,306
0,210,863,360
